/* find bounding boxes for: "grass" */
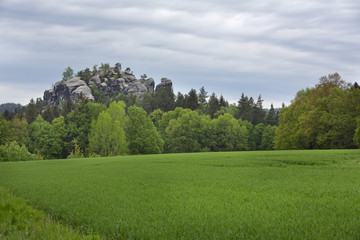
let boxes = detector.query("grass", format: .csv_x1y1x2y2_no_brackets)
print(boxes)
0,186,101,239
0,150,360,239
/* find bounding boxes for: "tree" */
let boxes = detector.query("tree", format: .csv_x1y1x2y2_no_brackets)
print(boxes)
66,101,107,155
62,66,74,82
252,95,266,125
88,101,128,156
265,104,277,126
10,117,30,147
2,110,13,121
153,87,175,112
165,109,204,153
126,106,164,154
142,93,154,114
175,92,185,108
0,142,37,162
354,117,360,148
184,89,199,110
0,115,11,145
198,86,208,114
275,73,360,150
208,93,220,118
219,95,229,108
149,109,164,128
42,105,54,123
210,113,248,151
25,98,38,124
260,125,276,150
29,115,62,159
52,116,71,158
249,123,266,150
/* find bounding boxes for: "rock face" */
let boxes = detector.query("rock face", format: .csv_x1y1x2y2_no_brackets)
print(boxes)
43,67,172,107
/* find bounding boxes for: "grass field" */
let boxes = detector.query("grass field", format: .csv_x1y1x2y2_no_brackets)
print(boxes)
0,150,360,239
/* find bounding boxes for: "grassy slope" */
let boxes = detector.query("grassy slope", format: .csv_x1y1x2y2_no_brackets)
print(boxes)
0,186,102,239
0,150,360,239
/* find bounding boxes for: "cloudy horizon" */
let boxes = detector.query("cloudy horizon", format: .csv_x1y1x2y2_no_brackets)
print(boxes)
1,0,359,108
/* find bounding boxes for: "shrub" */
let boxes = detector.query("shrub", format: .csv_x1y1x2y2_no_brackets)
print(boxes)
0,142,37,162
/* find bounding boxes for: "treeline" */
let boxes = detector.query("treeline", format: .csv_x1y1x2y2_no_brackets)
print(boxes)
275,73,360,149
0,86,278,160
1,72,359,161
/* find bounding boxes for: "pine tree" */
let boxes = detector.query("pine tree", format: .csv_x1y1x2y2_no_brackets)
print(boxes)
25,99,38,124
208,93,220,118
265,104,277,126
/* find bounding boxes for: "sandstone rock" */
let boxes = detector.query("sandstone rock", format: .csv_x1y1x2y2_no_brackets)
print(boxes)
43,78,95,106
145,78,155,93
126,80,149,98
89,76,101,86
43,64,172,107
155,78,172,91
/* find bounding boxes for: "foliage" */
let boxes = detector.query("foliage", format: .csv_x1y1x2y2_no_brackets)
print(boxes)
77,68,92,83
62,66,74,82
275,73,360,149
68,139,84,159
0,115,11,145
210,113,248,151
1,150,360,239
354,117,360,148
0,141,37,162
88,101,128,156
9,117,30,147
25,98,38,124
0,103,21,114
126,106,164,154
260,125,277,150
152,87,175,112
66,101,107,156
165,109,206,152
29,115,62,159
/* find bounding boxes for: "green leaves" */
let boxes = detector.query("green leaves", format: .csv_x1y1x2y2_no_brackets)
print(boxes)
88,101,128,156
126,106,164,154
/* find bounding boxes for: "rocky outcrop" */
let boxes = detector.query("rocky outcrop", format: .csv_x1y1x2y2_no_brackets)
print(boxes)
43,66,172,107
156,78,172,91
44,77,94,106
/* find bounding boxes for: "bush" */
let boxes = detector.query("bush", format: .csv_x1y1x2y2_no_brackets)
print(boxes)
0,142,37,162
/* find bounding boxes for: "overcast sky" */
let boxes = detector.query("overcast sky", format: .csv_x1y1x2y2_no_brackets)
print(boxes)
0,0,359,108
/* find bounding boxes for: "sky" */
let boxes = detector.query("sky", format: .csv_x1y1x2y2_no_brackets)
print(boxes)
0,0,359,108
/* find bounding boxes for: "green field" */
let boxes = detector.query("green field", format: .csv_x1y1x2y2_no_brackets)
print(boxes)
1,150,360,239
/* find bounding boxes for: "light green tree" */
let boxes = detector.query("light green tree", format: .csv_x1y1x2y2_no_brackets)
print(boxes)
354,117,360,148
0,115,11,145
62,66,74,82
211,113,248,151
126,106,164,154
88,101,128,156
10,117,30,147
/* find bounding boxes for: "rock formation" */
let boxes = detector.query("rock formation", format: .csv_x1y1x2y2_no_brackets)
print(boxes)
43,66,172,107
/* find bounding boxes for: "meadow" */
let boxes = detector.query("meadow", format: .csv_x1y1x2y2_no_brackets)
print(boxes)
0,150,360,239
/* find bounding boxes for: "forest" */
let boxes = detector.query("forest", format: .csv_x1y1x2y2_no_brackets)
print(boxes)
0,72,359,161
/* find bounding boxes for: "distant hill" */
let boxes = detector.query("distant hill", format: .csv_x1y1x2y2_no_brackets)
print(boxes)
0,103,21,114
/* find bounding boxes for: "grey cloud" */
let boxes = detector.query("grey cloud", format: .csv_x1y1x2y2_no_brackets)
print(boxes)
0,0,359,107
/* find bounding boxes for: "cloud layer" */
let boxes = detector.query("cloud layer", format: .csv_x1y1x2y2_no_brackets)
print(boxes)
1,0,359,107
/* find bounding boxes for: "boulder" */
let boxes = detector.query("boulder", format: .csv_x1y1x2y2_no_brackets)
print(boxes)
126,80,149,98
145,78,155,93
89,76,101,86
155,78,172,91
43,78,95,106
